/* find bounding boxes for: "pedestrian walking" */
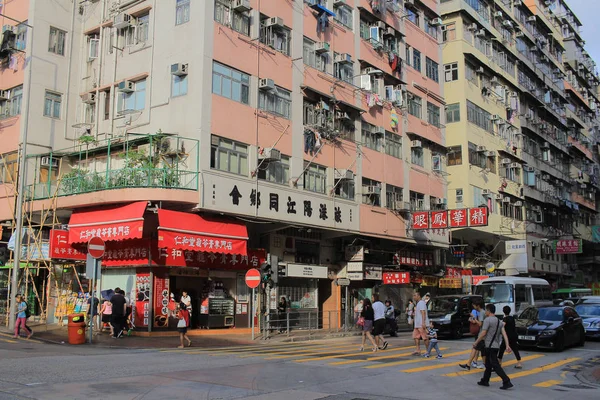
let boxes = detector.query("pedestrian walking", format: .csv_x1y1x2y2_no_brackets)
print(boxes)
372,294,389,350
412,291,429,355
384,300,398,337
358,298,379,352
110,288,127,338
423,321,443,359
354,299,363,325
277,296,287,334
459,299,485,370
13,294,32,339
474,304,514,390
99,298,113,335
498,306,522,369
87,294,100,332
181,291,193,328
176,303,192,348
406,299,415,325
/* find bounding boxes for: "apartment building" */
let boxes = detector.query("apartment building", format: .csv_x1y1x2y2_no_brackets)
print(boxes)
0,0,445,329
441,0,599,288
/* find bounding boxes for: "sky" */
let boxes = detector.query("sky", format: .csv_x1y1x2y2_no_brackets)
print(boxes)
566,0,600,67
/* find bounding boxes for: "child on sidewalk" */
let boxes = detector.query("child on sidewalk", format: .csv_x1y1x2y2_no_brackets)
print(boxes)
424,321,443,359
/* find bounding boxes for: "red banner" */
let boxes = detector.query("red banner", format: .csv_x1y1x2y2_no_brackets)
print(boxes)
50,229,86,260
158,229,247,255
411,211,430,230
472,275,489,285
468,207,489,227
445,267,461,278
382,272,410,285
430,211,448,228
153,274,170,328
554,239,582,254
449,209,468,228
155,248,266,269
394,251,433,267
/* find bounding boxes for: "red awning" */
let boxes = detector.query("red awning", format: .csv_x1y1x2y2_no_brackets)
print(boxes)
68,202,147,244
157,209,248,256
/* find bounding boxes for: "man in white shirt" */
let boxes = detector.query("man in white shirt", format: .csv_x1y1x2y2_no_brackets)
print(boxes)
412,291,429,355
371,294,389,350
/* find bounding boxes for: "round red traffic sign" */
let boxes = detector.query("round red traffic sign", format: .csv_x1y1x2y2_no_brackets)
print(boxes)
88,236,106,259
245,268,261,289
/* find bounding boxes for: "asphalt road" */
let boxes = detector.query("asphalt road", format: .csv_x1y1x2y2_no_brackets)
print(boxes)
1,331,599,400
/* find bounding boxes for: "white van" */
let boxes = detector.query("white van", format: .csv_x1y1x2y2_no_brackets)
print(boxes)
474,277,553,315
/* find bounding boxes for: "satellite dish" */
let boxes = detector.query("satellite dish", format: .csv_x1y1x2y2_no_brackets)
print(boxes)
485,262,495,273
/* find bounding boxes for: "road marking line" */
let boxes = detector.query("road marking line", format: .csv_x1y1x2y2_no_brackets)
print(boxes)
363,350,471,369
490,357,580,383
238,344,361,358
533,379,563,388
163,341,339,354
442,354,545,377
329,347,449,366
0,338,17,343
211,343,360,357
295,346,416,363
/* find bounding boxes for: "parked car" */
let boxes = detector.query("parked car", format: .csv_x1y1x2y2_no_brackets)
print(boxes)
429,294,483,339
575,303,600,339
515,306,585,351
576,296,600,305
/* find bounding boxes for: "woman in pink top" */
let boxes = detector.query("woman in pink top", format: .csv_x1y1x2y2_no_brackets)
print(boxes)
99,299,113,336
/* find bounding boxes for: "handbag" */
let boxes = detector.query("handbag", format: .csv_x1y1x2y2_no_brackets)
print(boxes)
357,316,365,327
469,320,480,336
177,318,187,328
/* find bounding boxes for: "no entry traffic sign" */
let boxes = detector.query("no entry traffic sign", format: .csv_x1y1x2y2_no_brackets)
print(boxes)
88,237,106,259
245,268,261,289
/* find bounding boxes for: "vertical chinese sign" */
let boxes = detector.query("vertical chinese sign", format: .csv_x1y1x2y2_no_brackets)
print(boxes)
153,275,170,328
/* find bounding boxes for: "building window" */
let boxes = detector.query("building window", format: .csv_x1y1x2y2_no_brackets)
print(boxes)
103,92,110,120
212,61,250,105
48,27,66,55
334,54,354,84
84,103,95,124
258,155,290,185
412,49,421,72
334,4,353,29
361,122,382,151
444,62,458,82
408,94,422,118
424,17,438,39
334,177,355,201
465,62,479,86
456,188,463,205
501,164,521,184
443,22,456,42
259,86,291,119
467,100,492,133
411,146,424,167
15,22,27,50
171,74,188,97
210,136,248,176
385,131,402,158
425,57,439,82
117,79,146,112
446,103,460,123
427,102,440,127
304,163,327,194
406,6,419,26
214,0,250,36
386,184,403,209
137,13,150,42
447,145,462,166
43,91,62,119
410,191,426,210
303,37,327,72
176,0,191,25
260,17,291,56
0,85,23,119
362,178,381,206
88,35,99,60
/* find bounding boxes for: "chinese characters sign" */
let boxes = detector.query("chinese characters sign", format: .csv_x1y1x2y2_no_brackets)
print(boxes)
411,207,489,230
553,239,582,254
439,278,462,289
393,251,433,267
158,231,245,255
382,272,410,285
505,240,527,254
50,230,86,261
153,274,169,328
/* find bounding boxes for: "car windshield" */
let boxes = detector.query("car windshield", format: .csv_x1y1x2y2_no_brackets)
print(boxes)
429,298,458,314
474,283,513,304
575,305,600,318
537,308,563,322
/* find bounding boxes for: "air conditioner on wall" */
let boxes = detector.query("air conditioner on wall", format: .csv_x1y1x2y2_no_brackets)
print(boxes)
523,165,534,172
113,13,134,29
259,78,276,91
495,194,503,200
264,17,284,28
411,140,422,148
510,163,520,168
514,201,523,207
233,0,252,12
483,189,491,196
316,42,330,53
476,145,486,152
171,63,188,76
81,93,96,104
40,157,59,169
335,53,352,64
258,147,281,161
0,90,8,101
363,186,381,195
334,169,354,180
503,196,511,202
118,80,135,93
501,158,511,164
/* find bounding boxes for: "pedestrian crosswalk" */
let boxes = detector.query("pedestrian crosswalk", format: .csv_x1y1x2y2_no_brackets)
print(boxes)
159,339,588,388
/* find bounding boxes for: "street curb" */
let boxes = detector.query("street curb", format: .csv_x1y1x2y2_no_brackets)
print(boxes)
576,368,600,388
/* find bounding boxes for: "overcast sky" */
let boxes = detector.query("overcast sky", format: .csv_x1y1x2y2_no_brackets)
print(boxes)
566,0,600,67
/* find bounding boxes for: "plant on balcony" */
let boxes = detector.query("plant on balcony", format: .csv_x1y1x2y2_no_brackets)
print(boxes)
60,168,89,195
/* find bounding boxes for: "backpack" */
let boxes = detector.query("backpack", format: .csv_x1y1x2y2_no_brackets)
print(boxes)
24,302,31,319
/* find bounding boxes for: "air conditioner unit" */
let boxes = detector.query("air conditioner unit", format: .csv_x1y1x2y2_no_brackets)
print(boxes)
482,189,491,196
541,141,549,148
514,0,523,6
431,17,443,26
494,11,503,18
363,67,377,75
171,63,188,76
475,29,486,36
336,111,351,120
495,194,503,200
527,16,536,22
515,31,524,37
503,196,511,203
477,67,485,73
233,0,251,12
258,147,281,161
510,162,520,168
533,205,542,212
117,80,135,93
383,27,395,37
540,123,547,130
81,92,96,104
580,183,587,189
476,145,486,152
490,76,498,83
485,151,495,157
2,25,16,33
376,21,386,30
514,201,523,207
363,185,381,195
411,140,422,148
335,53,352,64
264,17,284,28
468,23,478,31
334,169,354,180
113,13,134,29
542,174,550,180
490,114,500,121
501,158,511,164
259,78,276,91
315,42,330,53
375,126,385,134
523,165,534,172
334,0,347,6
502,20,513,28
0,90,9,101
40,156,59,169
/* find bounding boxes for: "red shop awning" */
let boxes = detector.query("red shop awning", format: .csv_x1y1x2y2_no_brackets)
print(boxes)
157,209,248,256
68,201,147,244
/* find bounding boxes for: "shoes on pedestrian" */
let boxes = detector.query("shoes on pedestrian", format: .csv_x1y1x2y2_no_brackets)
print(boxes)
411,351,421,356
112,336,117,339
12,336,18,339
476,364,484,369
423,354,430,358
471,361,478,368
459,363,471,371
437,354,443,359
477,381,490,387
514,365,522,369
382,341,389,350
499,382,514,390
359,346,364,351
187,341,192,347
372,347,378,352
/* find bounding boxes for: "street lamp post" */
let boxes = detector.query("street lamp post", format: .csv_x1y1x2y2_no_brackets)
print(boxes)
1,14,35,331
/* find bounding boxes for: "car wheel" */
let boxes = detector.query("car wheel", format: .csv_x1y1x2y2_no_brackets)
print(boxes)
577,329,586,347
554,333,565,352
451,323,462,340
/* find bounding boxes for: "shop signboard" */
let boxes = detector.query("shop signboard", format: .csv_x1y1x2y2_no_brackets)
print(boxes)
430,211,448,229
364,265,382,280
50,229,86,261
505,240,527,254
422,276,439,287
286,264,328,279
153,275,170,328
336,278,351,286
135,272,150,328
394,250,434,267
448,209,468,228
445,267,462,278
553,239,582,254
201,172,359,232
411,212,430,230
382,272,410,285
345,245,364,262
468,207,488,227
439,278,462,289
472,275,489,285
346,261,364,272
347,272,363,281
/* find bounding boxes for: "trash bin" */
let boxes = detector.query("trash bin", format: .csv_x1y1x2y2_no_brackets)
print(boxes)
68,314,86,345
